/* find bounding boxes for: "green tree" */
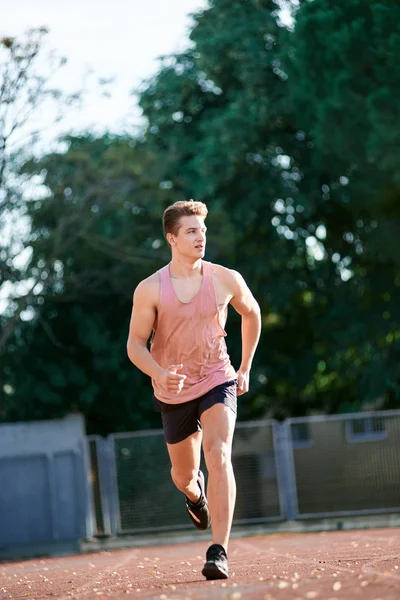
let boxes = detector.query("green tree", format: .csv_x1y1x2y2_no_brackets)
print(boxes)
286,0,400,406
139,0,400,417
138,0,356,419
4,0,400,435
0,28,82,350
1,135,175,433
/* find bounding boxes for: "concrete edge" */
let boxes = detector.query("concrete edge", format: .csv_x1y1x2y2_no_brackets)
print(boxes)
81,513,400,553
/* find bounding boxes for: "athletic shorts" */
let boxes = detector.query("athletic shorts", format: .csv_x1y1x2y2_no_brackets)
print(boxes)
153,379,238,445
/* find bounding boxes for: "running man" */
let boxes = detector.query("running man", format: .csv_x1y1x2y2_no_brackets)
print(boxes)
127,200,261,580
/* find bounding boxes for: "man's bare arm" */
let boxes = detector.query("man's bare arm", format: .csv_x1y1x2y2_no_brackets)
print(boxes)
126,278,162,380
127,278,186,394
227,269,261,395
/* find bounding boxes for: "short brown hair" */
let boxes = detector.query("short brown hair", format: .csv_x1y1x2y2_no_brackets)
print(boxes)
163,200,208,239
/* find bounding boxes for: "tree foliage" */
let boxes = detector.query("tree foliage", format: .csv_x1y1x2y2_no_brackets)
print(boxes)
0,28,81,350
2,134,176,433
138,0,363,418
286,0,400,405
2,1,400,434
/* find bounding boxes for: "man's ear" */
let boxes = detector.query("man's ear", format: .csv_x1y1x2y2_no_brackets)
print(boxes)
166,233,175,246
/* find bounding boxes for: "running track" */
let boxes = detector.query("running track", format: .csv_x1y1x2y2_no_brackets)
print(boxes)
1,528,399,599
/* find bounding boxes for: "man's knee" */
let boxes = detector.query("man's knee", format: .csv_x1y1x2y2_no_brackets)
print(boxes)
204,440,232,472
171,466,198,492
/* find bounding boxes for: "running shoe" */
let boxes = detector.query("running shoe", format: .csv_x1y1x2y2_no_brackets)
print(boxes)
202,543,229,580
185,470,211,530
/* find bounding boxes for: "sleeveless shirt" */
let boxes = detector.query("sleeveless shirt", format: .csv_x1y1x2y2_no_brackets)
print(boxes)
150,260,237,404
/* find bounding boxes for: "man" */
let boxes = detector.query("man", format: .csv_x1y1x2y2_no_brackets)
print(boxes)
127,200,261,580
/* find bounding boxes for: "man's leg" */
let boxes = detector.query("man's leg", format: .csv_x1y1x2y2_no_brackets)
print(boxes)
160,399,210,530
166,430,203,502
200,403,236,552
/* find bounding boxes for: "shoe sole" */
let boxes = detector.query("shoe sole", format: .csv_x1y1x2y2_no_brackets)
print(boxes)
198,470,205,497
201,563,228,580
185,470,211,530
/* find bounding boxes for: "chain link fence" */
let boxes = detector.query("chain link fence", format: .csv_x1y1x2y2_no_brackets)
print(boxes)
88,410,400,536
286,411,400,518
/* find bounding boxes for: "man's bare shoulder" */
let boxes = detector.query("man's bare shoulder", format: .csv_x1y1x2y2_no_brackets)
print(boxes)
211,262,245,291
133,271,160,304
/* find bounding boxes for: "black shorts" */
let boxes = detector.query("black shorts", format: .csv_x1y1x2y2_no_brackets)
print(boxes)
154,379,238,445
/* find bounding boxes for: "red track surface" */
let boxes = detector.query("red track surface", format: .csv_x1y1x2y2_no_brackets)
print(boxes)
1,528,399,599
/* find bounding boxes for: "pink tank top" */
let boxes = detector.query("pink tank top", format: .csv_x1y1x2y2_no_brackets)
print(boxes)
150,260,237,404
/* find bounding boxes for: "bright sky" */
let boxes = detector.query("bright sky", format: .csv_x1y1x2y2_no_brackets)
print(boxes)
0,0,295,312
1,0,208,135
1,0,210,314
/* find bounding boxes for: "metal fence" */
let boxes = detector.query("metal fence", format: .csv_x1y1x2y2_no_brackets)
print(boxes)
88,410,400,537
285,411,400,518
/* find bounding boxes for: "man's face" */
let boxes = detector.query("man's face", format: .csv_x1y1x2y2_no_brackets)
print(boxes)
169,215,207,259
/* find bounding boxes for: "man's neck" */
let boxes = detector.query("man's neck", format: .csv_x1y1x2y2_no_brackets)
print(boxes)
169,257,203,279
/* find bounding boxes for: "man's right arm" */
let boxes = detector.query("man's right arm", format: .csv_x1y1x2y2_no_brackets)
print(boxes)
126,278,186,394
126,278,163,380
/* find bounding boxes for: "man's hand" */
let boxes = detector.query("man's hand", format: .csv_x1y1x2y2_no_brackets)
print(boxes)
236,368,250,396
157,364,186,394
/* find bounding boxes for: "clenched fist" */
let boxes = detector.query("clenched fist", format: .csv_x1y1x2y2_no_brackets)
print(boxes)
157,364,186,394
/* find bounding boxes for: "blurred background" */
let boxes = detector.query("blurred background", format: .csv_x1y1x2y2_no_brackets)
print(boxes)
2,0,399,435
1,0,400,557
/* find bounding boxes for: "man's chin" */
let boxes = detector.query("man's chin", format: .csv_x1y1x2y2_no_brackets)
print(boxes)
182,249,205,260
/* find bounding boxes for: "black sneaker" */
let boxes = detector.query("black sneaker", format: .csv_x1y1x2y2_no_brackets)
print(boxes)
202,544,229,580
185,470,211,530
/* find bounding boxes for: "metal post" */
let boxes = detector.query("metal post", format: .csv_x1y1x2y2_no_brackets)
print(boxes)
104,436,120,537
274,421,299,521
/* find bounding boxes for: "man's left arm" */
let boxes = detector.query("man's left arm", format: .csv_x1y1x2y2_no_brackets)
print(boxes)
229,270,262,396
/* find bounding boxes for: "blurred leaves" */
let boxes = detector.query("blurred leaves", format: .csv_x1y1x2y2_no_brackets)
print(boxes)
2,1,400,433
